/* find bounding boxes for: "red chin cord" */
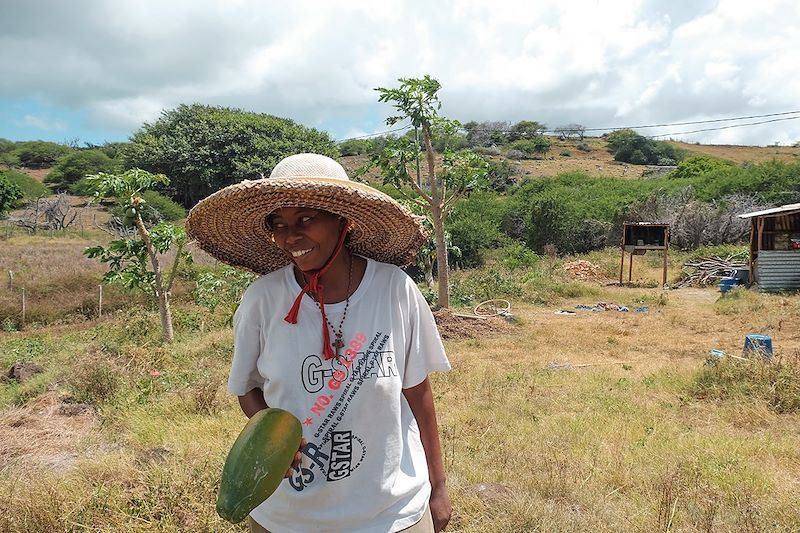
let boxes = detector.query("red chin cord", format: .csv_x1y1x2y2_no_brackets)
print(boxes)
283,223,352,360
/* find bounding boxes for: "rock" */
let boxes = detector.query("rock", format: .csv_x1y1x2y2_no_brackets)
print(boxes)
467,482,513,503
6,362,44,383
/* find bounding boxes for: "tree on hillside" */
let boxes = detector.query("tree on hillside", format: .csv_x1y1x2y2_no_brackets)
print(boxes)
125,104,338,207
508,120,547,141
606,128,681,166
554,123,586,140
46,149,120,191
12,141,73,169
84,169,191,343
367,76,488,308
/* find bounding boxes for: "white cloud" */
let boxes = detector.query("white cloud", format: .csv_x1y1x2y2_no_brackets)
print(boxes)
22,115,67,131
1,0,799,145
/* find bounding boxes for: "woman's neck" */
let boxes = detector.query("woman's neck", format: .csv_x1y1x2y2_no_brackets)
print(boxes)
294,250,363,303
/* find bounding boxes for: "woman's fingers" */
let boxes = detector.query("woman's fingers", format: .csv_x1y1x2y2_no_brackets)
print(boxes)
284,438,307,478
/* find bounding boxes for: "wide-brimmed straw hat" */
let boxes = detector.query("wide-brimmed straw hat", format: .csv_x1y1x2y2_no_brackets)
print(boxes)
185,153,427,274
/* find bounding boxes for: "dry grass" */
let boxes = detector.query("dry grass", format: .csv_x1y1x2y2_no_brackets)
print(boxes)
1,245,800,531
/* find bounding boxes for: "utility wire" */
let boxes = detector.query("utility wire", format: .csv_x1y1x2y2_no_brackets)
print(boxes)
333,109,800,143
648,115,800,139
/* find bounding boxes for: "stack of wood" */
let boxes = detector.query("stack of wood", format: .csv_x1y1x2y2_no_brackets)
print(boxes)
673,255,747,288
563,260,601,279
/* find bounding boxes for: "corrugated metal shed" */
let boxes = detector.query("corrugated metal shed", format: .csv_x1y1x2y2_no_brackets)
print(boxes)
739,203,800,219
756,251,800,292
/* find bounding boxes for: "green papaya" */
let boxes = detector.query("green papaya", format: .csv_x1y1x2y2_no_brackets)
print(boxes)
216,407,303,523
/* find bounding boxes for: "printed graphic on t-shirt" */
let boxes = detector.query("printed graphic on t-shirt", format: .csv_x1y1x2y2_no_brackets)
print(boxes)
289,330,397,491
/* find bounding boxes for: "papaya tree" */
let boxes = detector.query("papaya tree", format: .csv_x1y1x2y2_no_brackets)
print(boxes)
84,169,190,343
368,76,487,308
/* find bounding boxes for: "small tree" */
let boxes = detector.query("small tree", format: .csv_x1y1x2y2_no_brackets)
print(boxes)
369,76,488,308
0,174,23,217
84,169,190,343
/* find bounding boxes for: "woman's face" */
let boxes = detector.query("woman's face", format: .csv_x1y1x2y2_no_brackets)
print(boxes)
269,207,346,271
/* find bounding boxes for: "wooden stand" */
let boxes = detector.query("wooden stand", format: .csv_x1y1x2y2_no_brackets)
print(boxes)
619,223,670,286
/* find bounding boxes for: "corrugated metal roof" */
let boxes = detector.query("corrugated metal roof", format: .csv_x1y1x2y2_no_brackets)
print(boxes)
756,250,800,292
739,203,800,219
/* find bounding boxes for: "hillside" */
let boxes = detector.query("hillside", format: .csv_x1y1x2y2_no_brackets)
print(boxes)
342,137,800,182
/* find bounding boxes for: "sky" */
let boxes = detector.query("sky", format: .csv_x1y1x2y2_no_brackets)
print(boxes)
1,0,799,147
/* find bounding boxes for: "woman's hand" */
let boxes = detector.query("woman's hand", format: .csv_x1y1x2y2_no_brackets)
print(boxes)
285,438,307,478
429,482,452,532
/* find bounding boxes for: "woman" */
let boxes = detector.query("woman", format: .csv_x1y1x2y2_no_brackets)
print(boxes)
186,153,452,532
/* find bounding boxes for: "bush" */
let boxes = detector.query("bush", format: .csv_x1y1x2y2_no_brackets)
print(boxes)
669,155,735,180
338,139,374,156
576,142,591,152
506,149,527,160
508,137,550,156
446,190,508,267
0,174,23,216
1,169,50,199
110,190,187,225
12,141,72,169
485,158,518,192
606,129,682,165
46,149,120,189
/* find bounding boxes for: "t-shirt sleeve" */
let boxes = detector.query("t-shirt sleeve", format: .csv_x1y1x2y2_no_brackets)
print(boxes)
402,275,451,389
228,283,267,396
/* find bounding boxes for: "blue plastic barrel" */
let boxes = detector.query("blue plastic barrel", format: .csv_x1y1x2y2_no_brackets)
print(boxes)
743,334,773,359
719,277,738,294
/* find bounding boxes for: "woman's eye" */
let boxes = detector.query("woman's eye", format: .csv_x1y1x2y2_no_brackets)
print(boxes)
299,216,313,224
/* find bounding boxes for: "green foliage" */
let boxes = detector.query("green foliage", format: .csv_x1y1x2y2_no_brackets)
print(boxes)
606,129,682,165
85,169,169,215
495,241,540,271
485,158,518,192
508,137,551,157
0,174,23,216
84,223,189,296
338,138,374,156
507,120,547,141
111,190,187,226
12,141,73,168
46,149,120,189
446,190,508,267
0,168,50,199
193,266,258,316
669,155,736,180
126,104,337,206
677,160,800,204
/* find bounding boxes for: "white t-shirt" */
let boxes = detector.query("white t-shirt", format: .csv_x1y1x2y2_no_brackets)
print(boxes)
229,258,450,533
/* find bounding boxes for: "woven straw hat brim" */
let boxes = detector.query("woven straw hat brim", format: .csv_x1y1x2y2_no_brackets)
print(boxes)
185,177,428,274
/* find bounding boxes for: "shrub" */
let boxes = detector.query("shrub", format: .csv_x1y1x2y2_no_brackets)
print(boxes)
669,155,736,180
0,174,23,216
446,190,508,267
506,149,527,160
65,354,125,405
576,142,592,152
485,158,518,192
560,150,571,157
46,149,120,189
12,141,72,169
338,139,374,156
1,169,50,199
606,129,682,165
509,137,550,156
110,190,187,225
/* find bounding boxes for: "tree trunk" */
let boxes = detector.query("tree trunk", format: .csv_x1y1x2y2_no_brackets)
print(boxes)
431,204,449,308
421,124,449,308
134,216,175,343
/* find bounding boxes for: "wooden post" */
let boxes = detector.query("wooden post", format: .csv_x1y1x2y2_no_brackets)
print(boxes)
748,220,755,284
757,217,764,252
7,270,12,290
628,252,634,282
98,285,103,318
619,224,626,285
21,287,26,330
662,226,669,287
